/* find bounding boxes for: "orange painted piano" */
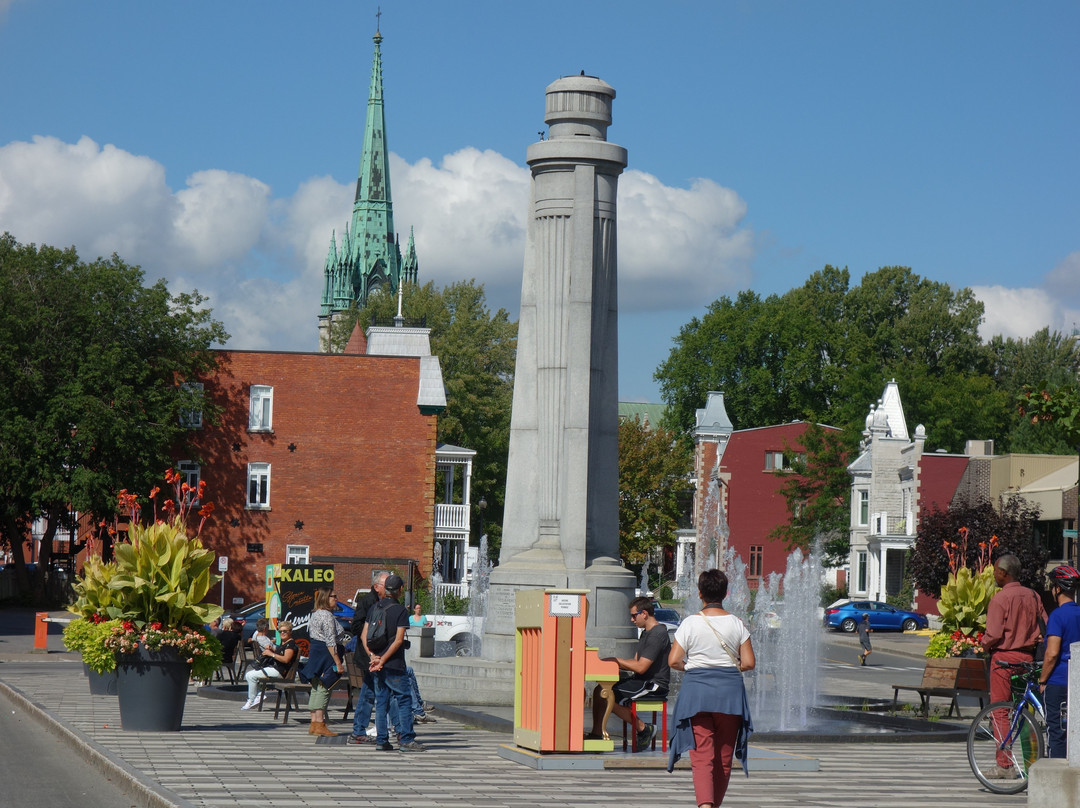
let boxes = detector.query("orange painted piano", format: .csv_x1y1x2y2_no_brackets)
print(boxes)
513,588,619,753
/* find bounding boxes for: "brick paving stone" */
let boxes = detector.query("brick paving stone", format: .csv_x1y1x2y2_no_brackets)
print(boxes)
0,659,1027,808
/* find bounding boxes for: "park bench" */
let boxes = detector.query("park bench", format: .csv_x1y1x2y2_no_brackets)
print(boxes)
258,655,345,724
891,657,989,718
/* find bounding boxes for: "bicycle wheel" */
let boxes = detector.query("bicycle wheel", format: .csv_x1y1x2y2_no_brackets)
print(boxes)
967,700,1045,794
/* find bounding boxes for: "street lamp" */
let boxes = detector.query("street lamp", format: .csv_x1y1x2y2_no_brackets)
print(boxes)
478,497,487,541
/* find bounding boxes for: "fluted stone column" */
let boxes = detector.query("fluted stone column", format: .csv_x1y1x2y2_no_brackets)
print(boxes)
483,75,637,663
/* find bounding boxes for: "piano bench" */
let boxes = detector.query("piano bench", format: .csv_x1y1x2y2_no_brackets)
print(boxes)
622,699,668,752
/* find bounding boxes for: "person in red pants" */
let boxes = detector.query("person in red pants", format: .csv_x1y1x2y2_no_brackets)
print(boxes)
980,553,1046,777
667,569,755,808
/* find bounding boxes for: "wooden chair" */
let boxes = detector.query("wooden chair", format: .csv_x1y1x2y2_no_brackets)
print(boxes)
340,655,369,721
234,639,257,679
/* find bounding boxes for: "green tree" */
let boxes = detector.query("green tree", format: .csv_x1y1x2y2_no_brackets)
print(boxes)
770,423,853,566
995,331,1080,453
909,498,1048,596
0,234,227,602
328,280,517,558
657,266,1001,452
618,417,692,565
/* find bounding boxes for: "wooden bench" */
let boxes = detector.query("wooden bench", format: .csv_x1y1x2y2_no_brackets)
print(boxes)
891,657,989,718
260,656,346,725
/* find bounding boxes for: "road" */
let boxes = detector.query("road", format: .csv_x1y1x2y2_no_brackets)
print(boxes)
0,687,137,808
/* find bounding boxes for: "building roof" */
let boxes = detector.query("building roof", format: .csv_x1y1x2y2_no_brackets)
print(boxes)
618,402,667,429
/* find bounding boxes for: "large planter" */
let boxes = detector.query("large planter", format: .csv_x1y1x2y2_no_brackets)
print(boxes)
115,646,191,731
82,661,119,696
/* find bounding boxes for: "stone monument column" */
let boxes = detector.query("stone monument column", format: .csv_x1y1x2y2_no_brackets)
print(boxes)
483,75,637,663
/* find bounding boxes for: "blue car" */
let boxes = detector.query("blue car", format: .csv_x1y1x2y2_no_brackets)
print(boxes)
823,599,928,633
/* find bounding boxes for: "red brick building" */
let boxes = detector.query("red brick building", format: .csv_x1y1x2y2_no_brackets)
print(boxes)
680,392,839,590
182,326,447,608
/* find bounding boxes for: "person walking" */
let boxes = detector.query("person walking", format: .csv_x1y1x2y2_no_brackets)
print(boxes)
1039,565,1080,758
667,569,755,808
981,553,1047,775
298,586,347,738
857,613,873,665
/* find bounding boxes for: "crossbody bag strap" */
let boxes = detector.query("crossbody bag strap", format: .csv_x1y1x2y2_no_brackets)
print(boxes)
699,612,741,669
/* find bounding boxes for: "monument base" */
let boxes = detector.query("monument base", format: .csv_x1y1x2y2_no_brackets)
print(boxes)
482,552,637,664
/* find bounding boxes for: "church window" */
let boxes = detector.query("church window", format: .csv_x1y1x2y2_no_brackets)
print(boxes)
749,545,763,577
249,386,273,431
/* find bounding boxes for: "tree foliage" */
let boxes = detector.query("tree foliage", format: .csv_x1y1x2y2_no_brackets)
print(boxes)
0,234,227,602
617,417,693,565
656,266,1011,450
909,498,1048,596
994,330,1080,453
327,280,517,557
770,423,853,566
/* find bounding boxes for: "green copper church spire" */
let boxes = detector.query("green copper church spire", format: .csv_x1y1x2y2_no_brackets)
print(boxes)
319,20,418,350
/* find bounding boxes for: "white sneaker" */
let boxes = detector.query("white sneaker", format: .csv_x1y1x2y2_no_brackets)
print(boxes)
241,698,256,710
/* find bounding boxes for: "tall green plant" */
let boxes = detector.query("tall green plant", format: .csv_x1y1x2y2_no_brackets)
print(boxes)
110,517,222,629
938,565,998,633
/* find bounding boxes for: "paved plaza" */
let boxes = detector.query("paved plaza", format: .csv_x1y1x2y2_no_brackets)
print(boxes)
0,613,1028,807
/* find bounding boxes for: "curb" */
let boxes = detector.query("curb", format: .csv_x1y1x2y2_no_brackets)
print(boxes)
0,679,197,808
429,702,513,734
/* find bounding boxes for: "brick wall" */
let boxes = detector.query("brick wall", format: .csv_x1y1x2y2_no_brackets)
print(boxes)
186,349,437,607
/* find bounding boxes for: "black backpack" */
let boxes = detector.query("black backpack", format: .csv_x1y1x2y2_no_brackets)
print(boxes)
365,600,390,653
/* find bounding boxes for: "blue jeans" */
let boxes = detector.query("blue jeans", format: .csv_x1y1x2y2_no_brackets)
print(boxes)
1045,683,1068,758
350,664,377,737
406,667,424,715
374,668,414,745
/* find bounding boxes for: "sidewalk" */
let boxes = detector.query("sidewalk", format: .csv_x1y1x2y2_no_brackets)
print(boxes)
0,612,1021,808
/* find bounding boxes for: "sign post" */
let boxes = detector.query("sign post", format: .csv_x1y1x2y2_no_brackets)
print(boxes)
218,556,228,611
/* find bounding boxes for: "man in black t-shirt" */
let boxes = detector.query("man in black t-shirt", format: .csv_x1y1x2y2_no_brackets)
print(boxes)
363,574,425,752
589,597,671,751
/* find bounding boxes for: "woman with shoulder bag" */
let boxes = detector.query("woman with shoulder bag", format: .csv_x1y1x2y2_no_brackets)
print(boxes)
667,569,755,808
298,587,347,737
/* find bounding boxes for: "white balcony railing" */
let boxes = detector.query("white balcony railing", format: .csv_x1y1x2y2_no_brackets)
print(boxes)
435,503,469,532
434,581,469,600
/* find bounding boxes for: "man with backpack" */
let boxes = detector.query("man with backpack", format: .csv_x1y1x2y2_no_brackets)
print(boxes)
346,572,387,745
363,573,425,752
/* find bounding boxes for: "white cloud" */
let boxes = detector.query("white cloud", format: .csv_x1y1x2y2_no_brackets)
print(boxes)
618,172,754,310
0,135,757,353
973,284,1080,341
1045,251,1080,301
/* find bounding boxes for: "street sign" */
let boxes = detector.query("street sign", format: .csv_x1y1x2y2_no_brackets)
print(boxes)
218,556,228,572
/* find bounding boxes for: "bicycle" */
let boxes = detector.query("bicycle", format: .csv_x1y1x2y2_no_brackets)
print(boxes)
966,660,1047,794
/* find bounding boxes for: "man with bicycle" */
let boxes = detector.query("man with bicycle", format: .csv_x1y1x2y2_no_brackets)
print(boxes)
981,554,1047,775
1039,565,1080,758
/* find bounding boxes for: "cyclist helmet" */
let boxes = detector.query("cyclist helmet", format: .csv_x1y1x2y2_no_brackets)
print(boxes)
1047,564,1080,592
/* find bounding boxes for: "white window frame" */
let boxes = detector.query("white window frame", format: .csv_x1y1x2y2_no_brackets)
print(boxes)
179,382,203,429
858,490,869,526
285,545,309,565
249,385,274,432
857,550,868,593
177,461,201,505
246,462,271,509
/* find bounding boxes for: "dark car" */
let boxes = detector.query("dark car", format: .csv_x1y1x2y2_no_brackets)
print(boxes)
823,599,928,633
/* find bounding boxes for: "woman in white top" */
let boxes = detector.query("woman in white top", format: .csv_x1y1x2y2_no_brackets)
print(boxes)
666,569,755,808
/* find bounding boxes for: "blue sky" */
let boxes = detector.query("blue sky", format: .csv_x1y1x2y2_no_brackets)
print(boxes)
1,1,1077,402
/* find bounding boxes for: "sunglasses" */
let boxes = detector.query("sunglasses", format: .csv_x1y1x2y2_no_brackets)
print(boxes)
629,611,642,622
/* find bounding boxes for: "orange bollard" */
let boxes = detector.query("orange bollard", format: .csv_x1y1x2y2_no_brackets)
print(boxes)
33,611,49,652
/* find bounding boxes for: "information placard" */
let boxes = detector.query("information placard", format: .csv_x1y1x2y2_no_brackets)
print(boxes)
548,593,581,617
